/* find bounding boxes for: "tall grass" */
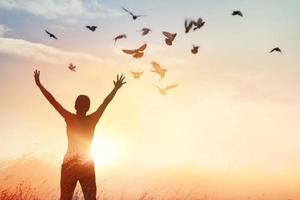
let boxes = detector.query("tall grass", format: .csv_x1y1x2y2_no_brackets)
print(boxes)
0,182,208,200
0,182,40,200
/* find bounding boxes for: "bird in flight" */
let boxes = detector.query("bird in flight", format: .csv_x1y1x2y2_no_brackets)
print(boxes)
162,32,177,46
191,17,205,31
114,34,127,45
270,47,282,54
191,45,199,54
151,61,167,80
122,43,147,59
156,84,178,96
184,19,194,33
86,25,97,31
140,28,151,36
232,10,243,17
122,7,146,20
68,63,76,72
130,71,144,79
45,30,57,40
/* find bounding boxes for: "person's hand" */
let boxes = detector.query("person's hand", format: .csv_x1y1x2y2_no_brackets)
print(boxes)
34,70,41,86
113,74,126,89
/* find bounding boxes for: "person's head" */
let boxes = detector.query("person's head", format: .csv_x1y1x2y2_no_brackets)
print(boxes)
75,95,90,115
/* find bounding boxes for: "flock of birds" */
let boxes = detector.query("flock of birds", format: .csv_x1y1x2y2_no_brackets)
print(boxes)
44,7,283,96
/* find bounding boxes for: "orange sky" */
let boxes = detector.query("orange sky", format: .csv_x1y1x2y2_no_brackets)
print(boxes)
1,0,300,199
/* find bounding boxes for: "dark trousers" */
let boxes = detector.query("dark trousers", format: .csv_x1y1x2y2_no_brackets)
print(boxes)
60,160,96,200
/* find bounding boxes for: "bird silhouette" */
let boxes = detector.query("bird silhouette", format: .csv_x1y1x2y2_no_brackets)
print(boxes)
45,30,57,40
86,25,97,31
270,47,282,54
156,84,178,95
191,45,199,54
122,43,147,59
140,28,151,36
130,71,144,79
184,19,194,33
191,17,205,31
151,61,167,80
68,63,76,72
232,10,243,17
122,7,146,20
114,34,127,45
162,32,177,46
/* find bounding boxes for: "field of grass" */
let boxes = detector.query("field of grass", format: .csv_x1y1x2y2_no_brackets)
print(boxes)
0,156,298,200
0,182,207,200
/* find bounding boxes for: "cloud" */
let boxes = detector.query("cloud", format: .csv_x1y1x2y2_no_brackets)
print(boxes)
211,72,300,104
0,37,117,66
0,0,122,23
0,24,11,37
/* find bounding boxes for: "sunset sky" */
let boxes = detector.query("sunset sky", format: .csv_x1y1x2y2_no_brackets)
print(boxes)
1,0,300,199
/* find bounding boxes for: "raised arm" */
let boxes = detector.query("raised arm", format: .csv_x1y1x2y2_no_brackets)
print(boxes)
90,74,126,122
34,70,71,119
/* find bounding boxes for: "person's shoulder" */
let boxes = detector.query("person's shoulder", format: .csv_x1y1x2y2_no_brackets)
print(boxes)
86,113,99,124
86,114,94,120
64,112,76,122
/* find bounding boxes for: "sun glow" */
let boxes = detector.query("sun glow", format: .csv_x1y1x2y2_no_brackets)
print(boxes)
91,133,121,167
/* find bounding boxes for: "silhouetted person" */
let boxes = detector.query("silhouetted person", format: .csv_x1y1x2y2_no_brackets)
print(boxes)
34,70,126,200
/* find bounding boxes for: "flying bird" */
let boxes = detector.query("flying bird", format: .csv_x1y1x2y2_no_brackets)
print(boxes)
162,32,177,46
130,71,144,79
232,10,243,17
68,63,76,72
191,17,205,31
156,84,178,96
122,43,147,59
114,34,127,44
191,45,199,54
122,7,146,20
270,47,282,54
151,61,167,80
140,28,151,36
86,25,97,31
184,19,193,33
45,30,57,40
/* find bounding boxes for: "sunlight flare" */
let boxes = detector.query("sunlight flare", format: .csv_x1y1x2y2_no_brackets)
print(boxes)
91,133,120,167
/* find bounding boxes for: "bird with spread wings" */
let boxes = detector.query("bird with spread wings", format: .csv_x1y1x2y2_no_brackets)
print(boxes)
162,32,177,46
122,7,146,20
45,30,58,40
151,61,167,80
156,84,178,95
122,43,147,59
130,71,144,79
